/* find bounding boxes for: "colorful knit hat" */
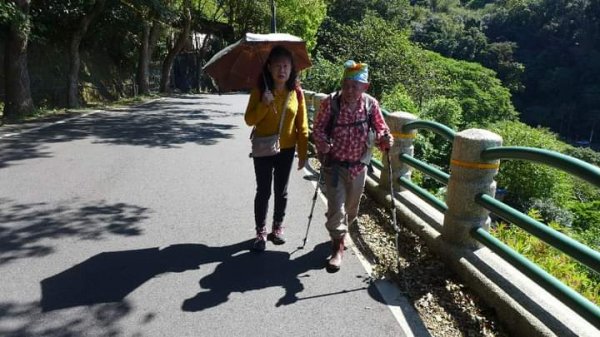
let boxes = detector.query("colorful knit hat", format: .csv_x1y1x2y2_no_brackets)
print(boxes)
342,60,369,83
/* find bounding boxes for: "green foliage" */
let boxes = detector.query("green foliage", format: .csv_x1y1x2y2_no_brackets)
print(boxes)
420,96,463,128
528,198,573,228
381,85,418,114
488,121,573,208
492,215,599,305
277,0,326,51
325,0,412,28
411,97,461,174
0,2,18,25
410,3,525,94
301,53,342,94
314,11,414,97
0,1,31,35
568,201,600,233
424,51,518,127
483,0,600,141
565,146,600,167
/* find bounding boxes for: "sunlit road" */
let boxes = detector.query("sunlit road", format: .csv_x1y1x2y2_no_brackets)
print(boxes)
0,94,423,336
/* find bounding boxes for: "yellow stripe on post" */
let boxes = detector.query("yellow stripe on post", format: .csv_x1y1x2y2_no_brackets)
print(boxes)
391,131,415,139
451,159,500,170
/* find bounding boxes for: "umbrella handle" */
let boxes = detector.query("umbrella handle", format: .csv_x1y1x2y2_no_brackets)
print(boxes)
262,73,269,91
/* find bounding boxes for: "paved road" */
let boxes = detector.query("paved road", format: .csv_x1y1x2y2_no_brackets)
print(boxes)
0,94,427,337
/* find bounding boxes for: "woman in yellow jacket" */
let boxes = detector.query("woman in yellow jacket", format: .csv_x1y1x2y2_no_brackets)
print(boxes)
244,46,309,252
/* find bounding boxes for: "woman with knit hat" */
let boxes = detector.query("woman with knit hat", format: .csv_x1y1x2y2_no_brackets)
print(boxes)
312,60,393,272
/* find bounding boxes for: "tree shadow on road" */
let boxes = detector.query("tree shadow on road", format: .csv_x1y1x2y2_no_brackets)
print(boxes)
0,300,132,337
0,198,149,265
181,242,331,312
0,98,240,169
40,241,250,312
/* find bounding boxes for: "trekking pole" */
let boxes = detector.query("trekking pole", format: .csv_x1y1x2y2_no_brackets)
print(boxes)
300,166,322,249
386,149,401,256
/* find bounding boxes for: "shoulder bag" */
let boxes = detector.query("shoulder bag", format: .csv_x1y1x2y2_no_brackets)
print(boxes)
250,91,292,158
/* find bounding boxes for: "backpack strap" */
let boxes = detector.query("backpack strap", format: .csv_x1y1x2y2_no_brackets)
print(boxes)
364,93,374,131
325,91,341,143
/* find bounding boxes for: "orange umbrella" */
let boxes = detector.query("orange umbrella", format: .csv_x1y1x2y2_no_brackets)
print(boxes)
203,32,312,92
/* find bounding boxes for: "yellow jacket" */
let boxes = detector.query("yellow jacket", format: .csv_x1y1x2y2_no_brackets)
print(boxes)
244,88,309,161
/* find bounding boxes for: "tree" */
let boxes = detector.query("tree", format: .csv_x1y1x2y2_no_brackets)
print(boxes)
276,0,326,50
67,0,106,108
137,19,162,95
159,2,192,93
315,12,415,97
1,0,34,122
131,0,167,95
424,51,518,127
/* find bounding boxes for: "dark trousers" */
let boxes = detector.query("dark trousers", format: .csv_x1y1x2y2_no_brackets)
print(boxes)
252,147,295,229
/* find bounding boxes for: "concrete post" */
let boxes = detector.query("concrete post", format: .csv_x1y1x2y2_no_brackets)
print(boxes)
381,112,419,191
443,128,503,249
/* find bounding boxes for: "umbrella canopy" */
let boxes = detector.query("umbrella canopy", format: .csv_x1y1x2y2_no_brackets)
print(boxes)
203,32,312,92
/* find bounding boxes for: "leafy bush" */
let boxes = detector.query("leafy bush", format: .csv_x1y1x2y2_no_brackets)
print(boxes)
528,198,573,228
314,11,415,98
565,146,600,167
413,97,462,172
492,212,599,305
487,120,574,208
423,50,518,127
568,200,600,233
420,96,463,128
381,84,419,114
301,53,342,94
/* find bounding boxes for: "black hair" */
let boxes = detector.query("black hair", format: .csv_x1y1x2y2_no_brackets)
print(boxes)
258,45,297,94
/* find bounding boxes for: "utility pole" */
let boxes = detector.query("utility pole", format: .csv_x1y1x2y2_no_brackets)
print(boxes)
270,0,277,33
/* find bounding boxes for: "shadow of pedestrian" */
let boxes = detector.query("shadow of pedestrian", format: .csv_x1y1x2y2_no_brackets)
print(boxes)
181,242,331,312
40,241,250,312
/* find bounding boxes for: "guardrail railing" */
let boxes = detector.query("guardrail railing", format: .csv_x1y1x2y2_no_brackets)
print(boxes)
302,89,600,328
472,146,600,326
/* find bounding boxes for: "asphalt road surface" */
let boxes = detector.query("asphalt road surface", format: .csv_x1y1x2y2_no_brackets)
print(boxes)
0,94,428,337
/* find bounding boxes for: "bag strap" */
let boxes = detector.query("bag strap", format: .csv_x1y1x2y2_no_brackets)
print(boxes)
250,90,293,139
276,90,292,137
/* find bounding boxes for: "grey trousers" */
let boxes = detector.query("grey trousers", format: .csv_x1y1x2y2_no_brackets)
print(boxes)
323,165,367,239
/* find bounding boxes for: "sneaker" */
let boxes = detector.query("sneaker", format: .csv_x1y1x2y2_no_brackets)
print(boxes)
267,221,286,245
253,228,267,252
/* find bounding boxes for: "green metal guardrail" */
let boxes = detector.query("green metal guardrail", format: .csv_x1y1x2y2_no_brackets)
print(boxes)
371,157,448,213
481,146,600,187
307,90,600,327
403,120,456,142
398,176,448,212
400,154,449,185
473,146,600,328
368,116,454,213
472,227,600,328
475,193,600,274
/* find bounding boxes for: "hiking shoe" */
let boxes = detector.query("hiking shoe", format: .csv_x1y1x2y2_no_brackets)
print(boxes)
252,228,267,252
267,222,286,245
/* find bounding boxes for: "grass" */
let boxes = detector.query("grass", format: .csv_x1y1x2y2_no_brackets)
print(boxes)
0,94,160,125
491,210,600,305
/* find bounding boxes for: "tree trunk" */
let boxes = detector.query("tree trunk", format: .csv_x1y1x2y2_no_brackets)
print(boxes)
67,0,106,108
149,20,161,58
136,21,151,95
159,8,192,93
3,0,34,123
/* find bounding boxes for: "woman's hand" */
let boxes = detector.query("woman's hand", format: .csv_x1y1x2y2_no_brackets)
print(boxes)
262,89,274,106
